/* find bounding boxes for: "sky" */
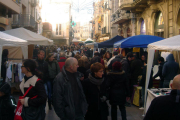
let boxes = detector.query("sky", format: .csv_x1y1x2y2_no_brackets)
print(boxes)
41,0,99,26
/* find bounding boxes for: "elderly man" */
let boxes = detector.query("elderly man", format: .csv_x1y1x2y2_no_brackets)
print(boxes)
144,74,180,120
53,57,88,120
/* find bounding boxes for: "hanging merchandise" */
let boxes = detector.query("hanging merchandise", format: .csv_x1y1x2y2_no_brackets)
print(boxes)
6,62,24,84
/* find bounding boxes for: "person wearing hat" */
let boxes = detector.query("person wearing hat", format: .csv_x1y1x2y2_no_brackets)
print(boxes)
0,82,17,120
144,74,180,120
107,61,130,120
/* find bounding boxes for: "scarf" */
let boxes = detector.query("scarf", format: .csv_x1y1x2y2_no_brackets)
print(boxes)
88,73,104,86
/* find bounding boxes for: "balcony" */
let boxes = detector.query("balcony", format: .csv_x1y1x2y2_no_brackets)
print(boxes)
111,9,136,24
31,0,39,7
0,17,9,25
12,14,37,31
119,0,147,11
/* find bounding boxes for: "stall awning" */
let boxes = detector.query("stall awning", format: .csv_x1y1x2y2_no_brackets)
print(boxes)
0,32,28,77
144,35,180,114
3,28,53,45
114,35,164,48
98,35,124,48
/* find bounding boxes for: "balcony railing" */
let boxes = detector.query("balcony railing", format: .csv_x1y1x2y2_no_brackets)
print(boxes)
12,14,37,30
119,0,135,6
111,9,135,24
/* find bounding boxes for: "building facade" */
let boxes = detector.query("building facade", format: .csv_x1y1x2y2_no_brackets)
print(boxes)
111,0,180,39
42,0,72,46
0,0,20,31
92,0,112,42
11,0,42,33
80,22,92,41
73,22,80,40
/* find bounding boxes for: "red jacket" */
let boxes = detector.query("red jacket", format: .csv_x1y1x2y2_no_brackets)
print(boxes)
57,57,66,72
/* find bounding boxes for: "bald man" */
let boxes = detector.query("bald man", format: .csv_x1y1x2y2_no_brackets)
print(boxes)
53,57,88,120
144,74,180,120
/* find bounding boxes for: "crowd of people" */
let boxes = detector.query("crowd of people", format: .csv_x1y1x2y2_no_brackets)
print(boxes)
0,43,180,120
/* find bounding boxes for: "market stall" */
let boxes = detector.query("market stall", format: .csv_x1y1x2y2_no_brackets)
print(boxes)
145,35,180,114
72,38,82,46
85,42,98,56
3,28,53,45
114,35,164,48
85,38,94,44
3,28,53,58
0,31,28,78
146,88,171,113
98,35,124,48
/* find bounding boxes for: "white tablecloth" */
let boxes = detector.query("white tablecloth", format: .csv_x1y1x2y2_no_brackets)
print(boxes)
145,89,159,113
145,88,171,113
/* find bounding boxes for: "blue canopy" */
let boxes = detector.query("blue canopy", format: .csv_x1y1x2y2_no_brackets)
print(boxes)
114,35,164,48
98,35,124,48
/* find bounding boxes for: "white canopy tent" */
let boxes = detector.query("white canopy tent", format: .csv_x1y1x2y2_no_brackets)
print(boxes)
3,28,53,45
0,32,28,78
85,38,93,42
145,35,180,114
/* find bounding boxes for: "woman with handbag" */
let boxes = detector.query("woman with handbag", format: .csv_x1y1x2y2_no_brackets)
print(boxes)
45,53,60,110
19,59,47,120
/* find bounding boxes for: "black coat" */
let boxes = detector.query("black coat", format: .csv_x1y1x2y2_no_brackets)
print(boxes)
36,59,49,83
107,71,130,105
53,67,88,120
82,77,109,120
19,75,47,107
130,58,142,85
108,55,122,70
144,89,180,120
0,82,16,120
0,96,16,120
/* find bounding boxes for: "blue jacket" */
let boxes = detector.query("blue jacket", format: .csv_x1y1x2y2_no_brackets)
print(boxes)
162,54,179,81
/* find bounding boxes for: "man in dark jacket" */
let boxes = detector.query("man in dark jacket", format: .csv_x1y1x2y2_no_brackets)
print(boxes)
53,57,88,120
36,50,49,94
162,54,179,88
108,52,123,70
0,82,16,120
121,52,133,77
130,54,142,85
144,74,180,120
153,57,165,88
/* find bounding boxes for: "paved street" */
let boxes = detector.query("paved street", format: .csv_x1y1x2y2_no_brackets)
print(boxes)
45,104,144,120
13,94,144,120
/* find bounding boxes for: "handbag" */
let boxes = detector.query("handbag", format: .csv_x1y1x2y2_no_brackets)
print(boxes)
14,79,40,120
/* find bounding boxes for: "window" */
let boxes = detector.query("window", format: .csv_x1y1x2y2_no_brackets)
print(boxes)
56,24,58,35
59,24,61,35
56,24,61,35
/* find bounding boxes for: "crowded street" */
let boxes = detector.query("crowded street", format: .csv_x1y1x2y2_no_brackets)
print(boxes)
1,0,180,120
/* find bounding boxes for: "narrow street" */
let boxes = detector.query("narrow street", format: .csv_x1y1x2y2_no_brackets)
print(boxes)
14,93,144,120
44,102,144,120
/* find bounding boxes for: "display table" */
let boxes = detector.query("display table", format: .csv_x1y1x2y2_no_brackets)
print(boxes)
145,88,171,113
